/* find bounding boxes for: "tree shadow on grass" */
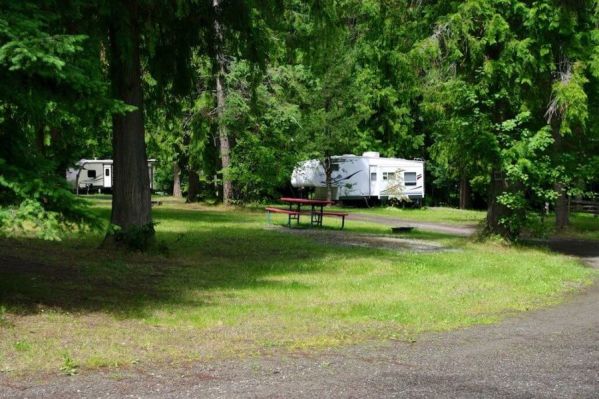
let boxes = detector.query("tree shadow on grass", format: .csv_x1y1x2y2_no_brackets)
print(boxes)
0,210,376,319
152,207,260,224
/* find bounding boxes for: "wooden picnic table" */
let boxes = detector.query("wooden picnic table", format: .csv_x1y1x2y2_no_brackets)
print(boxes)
280,197,334,227
264,197,348,229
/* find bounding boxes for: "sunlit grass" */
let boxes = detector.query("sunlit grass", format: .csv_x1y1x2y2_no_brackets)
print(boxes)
559,213,599,240
0,198,595,375
524,212,599,240
323,205,485,225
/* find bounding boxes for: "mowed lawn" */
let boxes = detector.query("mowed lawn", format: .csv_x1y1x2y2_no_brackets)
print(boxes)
335,205,486,225
0,198,596,376
562,213,599,241
339,204,599,240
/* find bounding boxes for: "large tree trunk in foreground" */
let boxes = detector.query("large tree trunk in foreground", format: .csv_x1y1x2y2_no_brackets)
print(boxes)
214,0,233,205
459,174,471,210
187,169,200,203
486,169,511,237
106,1,153,246
172,161,182,198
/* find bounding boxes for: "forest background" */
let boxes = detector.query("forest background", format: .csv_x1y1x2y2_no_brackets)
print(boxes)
1,0,598,243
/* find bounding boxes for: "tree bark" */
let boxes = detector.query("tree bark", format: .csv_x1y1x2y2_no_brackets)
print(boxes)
187,169,200,203
551,122,569,230
486,169,510,237
554,182,569,229
213,0,233,204
106,1,153,245
324,156,333,202
172,161,182,198
458,173,471,210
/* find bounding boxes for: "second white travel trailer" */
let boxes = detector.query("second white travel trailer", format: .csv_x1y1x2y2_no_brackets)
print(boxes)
291,152,425,204
66,159,156,193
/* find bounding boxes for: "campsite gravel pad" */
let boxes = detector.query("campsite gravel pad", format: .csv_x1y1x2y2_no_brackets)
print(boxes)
275,227,448,252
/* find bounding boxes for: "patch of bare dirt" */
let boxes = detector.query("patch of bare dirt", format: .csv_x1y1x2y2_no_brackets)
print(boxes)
348,213,477,236
275,228,448,252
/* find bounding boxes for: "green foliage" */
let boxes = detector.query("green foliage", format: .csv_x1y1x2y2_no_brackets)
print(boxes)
1,0,598,239
226,62,311,199
14,340,31,352
60,353,78,376
0,1,114,238
0,157,101,240
106,222,156,252
415,0,598,237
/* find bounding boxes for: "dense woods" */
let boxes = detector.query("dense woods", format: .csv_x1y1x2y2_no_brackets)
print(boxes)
1,0,598,244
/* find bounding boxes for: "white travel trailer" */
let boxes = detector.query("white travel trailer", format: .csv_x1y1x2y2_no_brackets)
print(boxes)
66,159,156,193
291,152,425,204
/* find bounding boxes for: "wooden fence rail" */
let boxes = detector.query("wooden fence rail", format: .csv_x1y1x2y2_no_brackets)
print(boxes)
570,199,599,215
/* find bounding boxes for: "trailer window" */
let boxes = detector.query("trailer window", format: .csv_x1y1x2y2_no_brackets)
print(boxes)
105,169,110,177
383,172,395,181
87,170,96,178
404,172,417,186
370,172,377,181
331,163,340,172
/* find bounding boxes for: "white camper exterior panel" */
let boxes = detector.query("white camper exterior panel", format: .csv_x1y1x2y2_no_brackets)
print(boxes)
66,159,156,191
291,152,424,202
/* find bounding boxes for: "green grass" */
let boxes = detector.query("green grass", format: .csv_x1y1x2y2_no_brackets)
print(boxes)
332,204,599,240
524,212,599,240
329,205,486,225
0,198,595,375
560,213,599,240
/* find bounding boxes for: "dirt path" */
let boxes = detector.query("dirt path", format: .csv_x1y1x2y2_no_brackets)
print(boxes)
348,213,478,236
277,227,449,252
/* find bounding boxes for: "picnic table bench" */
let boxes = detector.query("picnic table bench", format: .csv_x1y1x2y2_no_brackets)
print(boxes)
265,197,348,229
264,206,301,226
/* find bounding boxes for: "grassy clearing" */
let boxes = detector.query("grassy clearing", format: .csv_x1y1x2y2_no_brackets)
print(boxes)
557,213,599,241
329,205,486,225
524,212,599,241
332,204,599,240
0,198,595,376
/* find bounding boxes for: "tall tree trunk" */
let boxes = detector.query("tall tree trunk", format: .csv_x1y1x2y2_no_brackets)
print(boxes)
213,0,233,205
486,169,510,237
187,169,200,203
172,161,182,198
324,156,333,202
458,173,471,210
551,122,569,230
324,170,333,202
555,182,569,229
106,1,153,245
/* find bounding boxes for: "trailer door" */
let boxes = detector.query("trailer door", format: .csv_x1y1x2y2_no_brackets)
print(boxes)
103,165,112,188
369,165,378,196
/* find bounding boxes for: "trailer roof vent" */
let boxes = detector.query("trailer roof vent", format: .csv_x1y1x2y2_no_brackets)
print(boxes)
362,151,380,158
